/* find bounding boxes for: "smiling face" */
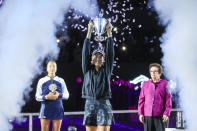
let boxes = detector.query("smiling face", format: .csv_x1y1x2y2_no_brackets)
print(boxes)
91,52,105,68
149,66,161,82
47,61,57,76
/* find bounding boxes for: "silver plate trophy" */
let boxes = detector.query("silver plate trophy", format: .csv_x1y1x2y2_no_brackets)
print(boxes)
49,83,57,93
92,17,108,42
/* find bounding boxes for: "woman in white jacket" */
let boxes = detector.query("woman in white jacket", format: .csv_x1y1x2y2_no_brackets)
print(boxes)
35,61,69,131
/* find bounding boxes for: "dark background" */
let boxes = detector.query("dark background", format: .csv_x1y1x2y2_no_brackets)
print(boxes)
22,0,174,113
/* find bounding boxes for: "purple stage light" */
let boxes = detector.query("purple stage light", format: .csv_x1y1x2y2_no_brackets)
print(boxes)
76,77,82,84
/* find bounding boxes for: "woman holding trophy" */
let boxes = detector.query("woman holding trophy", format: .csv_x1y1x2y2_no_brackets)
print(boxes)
82,19,115,131
35,61,69,131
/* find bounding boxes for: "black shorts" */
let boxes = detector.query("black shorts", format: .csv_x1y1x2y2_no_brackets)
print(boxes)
83,99,115,126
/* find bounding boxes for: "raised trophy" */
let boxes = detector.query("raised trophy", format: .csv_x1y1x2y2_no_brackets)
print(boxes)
92,17,108,42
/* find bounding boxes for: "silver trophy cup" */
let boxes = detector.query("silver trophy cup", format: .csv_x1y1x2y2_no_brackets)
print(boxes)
93,17,108,42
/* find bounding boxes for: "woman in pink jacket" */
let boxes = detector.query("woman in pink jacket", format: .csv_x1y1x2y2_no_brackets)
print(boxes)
138,63,172,131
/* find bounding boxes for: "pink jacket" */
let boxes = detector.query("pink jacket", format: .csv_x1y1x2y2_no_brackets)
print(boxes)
138,79,172,116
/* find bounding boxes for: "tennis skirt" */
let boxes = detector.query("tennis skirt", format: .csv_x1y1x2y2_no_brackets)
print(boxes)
83,99,115,126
